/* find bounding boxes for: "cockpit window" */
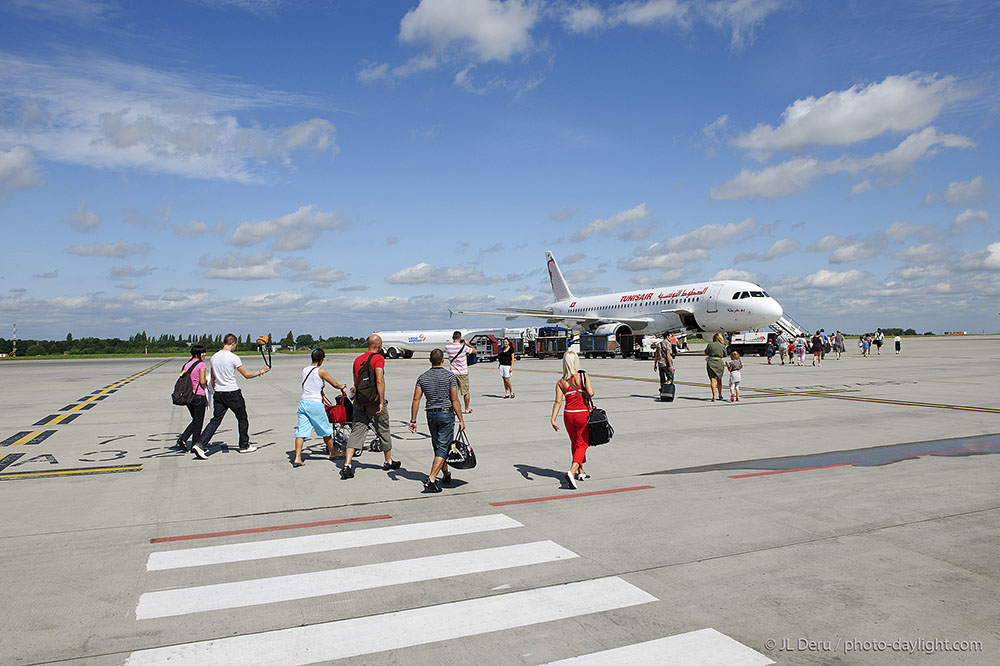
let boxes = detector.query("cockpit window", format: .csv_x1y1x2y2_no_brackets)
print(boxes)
749,291,764,298
731,293,740,299
740,291,749,299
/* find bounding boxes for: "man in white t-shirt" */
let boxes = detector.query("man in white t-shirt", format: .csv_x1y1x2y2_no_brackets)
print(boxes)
445,331,476,414
192,333,270,459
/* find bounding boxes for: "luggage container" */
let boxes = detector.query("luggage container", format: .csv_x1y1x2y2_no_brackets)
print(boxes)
579,333,617,359
534,326,570,359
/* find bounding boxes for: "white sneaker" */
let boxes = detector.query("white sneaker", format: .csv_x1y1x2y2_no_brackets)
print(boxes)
238,445,258,454
576,472,590,481
192,444,208,460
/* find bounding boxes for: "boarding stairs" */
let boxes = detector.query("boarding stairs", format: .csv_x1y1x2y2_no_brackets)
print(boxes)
769,314,808,339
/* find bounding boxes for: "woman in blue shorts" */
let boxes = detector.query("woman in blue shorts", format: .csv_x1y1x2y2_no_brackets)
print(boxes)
294,348,347,466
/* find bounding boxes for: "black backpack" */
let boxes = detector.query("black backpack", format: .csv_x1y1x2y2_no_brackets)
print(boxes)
171,360,198,406
355,353,380,406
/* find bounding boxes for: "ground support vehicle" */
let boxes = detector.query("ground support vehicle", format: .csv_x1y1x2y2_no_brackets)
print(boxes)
533,327,570,359
579,333,617,359
727,330,778,356
469,334,500,362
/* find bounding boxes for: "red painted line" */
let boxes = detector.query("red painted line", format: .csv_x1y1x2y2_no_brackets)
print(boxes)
150,514,392,543
729,463,858,479
905,444,993,458
489,485,654,507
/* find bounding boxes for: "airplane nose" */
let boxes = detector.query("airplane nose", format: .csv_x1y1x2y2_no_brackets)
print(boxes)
769,298,784,321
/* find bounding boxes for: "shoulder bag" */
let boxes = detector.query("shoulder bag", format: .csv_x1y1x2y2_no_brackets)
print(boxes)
579,370,613,446
446,429,477,469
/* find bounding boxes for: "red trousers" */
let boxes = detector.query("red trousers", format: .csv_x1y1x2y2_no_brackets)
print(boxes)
564,411,589,465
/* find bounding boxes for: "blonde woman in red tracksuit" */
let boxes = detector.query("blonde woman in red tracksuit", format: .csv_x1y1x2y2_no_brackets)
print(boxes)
550,350,595,490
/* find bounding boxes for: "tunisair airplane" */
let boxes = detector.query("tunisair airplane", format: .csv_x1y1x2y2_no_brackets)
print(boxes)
455,250,785,340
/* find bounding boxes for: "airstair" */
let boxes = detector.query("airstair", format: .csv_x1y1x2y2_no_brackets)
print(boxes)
769,314,808,339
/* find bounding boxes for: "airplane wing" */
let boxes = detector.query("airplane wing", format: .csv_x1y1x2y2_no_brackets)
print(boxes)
452,308,654,328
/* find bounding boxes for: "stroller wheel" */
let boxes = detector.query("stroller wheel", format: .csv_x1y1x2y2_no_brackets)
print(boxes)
368,438,381,453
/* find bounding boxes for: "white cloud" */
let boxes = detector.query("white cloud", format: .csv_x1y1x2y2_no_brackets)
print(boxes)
68,240,150,257
399,0,539,62
173,220,226,237
229,205,347,250
564,268,605,283
0,52,338,182
797,268,865,289
549,207,578,221
631,268,685,285
732,73,973,156
808,234,852,252
703,0,789,50
562,0,690,33
884,221,937,242
2,0,115,24
573,202,650,240
828,240,885,264
110,265,155,279
560,252,586,264
201,252,283,280
33,270,58,278
957,242,1000,272
713,127,975,200
639,217,757,253
622,249,709,270
69,201,100,232
710,268,763,283
894,242,950,264
948,209,989,235
849,179,872,196
0,145,43,193
942,176,985,204
733,237,800,263
386,262,493,284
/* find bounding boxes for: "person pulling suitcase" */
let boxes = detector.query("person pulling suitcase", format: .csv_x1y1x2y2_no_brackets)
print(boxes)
654,337,675,402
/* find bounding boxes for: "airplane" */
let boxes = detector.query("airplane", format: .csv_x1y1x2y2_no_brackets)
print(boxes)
453,250,786,341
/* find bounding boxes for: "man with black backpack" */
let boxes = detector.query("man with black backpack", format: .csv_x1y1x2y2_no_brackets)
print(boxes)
341,334,399,479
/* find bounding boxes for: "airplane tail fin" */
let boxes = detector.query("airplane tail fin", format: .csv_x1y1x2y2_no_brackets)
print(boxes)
545,251,575,302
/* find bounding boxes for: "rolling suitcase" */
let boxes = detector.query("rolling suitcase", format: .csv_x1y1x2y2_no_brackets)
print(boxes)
659,383,676,402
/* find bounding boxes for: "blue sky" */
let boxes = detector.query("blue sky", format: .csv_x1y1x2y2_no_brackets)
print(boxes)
1,0,998,340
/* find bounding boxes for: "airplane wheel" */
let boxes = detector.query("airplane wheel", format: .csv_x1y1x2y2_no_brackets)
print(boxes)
402,350,413,359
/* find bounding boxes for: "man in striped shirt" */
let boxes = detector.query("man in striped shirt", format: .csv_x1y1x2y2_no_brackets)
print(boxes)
409,348,466,493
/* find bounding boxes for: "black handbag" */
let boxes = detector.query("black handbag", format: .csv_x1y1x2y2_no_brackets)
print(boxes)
580,370,613,445
446,429,477,469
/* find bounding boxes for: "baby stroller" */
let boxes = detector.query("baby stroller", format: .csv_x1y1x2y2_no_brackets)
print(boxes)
323,389,380,455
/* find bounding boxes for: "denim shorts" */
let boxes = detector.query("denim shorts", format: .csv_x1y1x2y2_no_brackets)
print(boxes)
426,409,455,459
296,400,333,438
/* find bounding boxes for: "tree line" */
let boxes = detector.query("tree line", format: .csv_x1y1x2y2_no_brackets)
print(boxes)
0,332,366,357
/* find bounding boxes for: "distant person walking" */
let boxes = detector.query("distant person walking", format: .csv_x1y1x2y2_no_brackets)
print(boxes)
894,334,902,354
341,334,399,479
498,338,515,399
765,338,775,364
176,345,209,451
293,349,347,467
704,333,727,401
811,331,823,366
446,331,476,414
726,351,743,402
192,334,270,459
653,337,674,390
874,329,885,355
776,333,788,365
834,330,845,360
794,333,807,366
550,351,594,489
409,348,466,493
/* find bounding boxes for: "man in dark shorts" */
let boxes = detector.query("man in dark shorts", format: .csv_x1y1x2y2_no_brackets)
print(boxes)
408,349,466,493
341,334,400,479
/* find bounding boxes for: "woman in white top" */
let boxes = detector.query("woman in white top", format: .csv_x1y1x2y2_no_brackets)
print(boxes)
294,348,347,467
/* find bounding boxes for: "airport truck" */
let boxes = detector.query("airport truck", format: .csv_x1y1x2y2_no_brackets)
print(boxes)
727,330,778,356
375,329,469,359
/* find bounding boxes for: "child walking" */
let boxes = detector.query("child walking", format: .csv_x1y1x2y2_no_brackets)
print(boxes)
726,351,743,402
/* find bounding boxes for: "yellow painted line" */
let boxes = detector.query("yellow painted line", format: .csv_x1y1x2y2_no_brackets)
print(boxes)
66,403,90,412
10,431,45,446
0,465,143,479
46,414,75,425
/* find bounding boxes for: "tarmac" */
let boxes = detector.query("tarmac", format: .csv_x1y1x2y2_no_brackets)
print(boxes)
1,335,998,665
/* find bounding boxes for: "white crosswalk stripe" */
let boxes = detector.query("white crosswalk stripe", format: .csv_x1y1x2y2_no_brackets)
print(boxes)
131,512,773,664
137,540,577,619
146,513,522,571
541,628,774,665
128,576,658,666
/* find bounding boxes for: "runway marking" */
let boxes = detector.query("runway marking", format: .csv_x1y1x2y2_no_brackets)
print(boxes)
126,577,657,666
490,485,654,507
91,389,117,395
77,394,108,402
147,514,523,571
516,368,1000,413
137,541,578,619
59,402,96,412
541,628,773,665
0,453,25,471
32,413,79,426
150,514,393,543
0,430,55,447
0,464,143,480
